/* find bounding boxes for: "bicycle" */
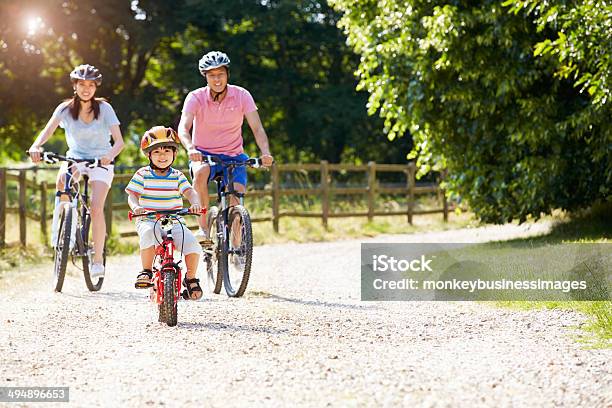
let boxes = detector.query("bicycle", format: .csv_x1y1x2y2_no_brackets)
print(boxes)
39,152,109,292
128,208,203,327
199,155,264,297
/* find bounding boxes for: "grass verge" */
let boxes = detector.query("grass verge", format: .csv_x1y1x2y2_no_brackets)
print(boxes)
493,203,611,346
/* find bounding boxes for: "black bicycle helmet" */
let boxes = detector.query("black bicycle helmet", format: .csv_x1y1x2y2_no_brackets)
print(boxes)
198,51,230,75
70,64,102,85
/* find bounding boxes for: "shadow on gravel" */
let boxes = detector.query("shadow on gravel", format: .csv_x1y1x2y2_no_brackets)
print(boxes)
178,321,289,335
250,291,378,310
61,291,145,302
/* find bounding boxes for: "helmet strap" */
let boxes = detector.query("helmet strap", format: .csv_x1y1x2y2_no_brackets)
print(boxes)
211,86,227,102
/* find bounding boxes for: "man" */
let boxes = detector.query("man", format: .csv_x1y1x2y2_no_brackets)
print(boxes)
178,51,273,242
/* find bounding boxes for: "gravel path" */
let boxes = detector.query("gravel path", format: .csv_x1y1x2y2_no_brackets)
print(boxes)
0,222,610,407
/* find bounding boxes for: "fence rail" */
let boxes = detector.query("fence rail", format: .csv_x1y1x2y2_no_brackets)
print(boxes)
0,161,448,247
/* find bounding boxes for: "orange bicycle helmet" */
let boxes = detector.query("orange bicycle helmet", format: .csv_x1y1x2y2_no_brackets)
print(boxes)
140,126,181,154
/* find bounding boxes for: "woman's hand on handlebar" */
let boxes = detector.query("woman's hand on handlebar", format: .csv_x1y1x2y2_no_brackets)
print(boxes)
100,155,113,166
28,146,43,163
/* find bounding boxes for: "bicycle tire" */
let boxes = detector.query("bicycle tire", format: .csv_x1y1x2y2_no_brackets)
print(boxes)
81,214,105,292
222,205,253,297
205,206,223,294
159,270,178,327
52,204,72,292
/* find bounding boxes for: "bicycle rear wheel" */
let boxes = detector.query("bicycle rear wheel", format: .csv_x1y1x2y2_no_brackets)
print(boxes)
222,205,253,297
159,270,178,327
204,206,222,294
53,204,72,292
81,214,105,292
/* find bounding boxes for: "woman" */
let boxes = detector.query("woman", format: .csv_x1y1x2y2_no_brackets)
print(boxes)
28,64,125,279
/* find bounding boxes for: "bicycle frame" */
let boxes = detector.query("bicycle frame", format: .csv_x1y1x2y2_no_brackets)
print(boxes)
128,209,204,322
149,216,183,306
206,157,261,240
60,168,90,257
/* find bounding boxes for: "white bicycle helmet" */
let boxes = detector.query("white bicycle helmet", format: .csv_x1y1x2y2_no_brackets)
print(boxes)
70,64,102,85
198,51,230,75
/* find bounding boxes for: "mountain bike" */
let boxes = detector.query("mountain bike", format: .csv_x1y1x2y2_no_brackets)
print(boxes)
40,152,108,292
128,208,203,327
200,155,263,297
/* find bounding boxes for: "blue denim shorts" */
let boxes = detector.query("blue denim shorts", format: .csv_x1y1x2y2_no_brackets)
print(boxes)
189,149,248,186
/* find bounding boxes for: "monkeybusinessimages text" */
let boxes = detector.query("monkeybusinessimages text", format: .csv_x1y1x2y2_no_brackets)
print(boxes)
371,254,587,293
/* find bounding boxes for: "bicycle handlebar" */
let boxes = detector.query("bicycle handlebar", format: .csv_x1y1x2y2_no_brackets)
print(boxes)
27,150,112,170
198,155,267,169
128,208,206,221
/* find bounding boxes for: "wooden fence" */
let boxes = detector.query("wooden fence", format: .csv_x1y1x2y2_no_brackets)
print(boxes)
0,162,448,246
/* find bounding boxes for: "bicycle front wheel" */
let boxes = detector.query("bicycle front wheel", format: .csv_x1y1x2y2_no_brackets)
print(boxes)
205,206,223,294
222,205,253,297
159,270,178,327
53,204,72,292
81,214,104,292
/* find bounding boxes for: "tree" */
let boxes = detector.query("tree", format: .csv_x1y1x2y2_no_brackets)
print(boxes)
330,0,611,223
0,0,408,165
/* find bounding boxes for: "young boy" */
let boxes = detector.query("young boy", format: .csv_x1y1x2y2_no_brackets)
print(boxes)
125,126,203,300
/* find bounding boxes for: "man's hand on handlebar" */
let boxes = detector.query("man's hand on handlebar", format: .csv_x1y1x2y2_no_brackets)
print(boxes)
261,154,274,168
189,203,202,214
188,148,202,162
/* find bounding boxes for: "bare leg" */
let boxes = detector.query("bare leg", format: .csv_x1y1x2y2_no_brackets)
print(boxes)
184,252,201,299
230,182,246,247
140,246,155,270
90,181,110,264
192,164,211,231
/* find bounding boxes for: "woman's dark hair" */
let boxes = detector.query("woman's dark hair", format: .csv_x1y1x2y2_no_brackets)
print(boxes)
63,95,107,121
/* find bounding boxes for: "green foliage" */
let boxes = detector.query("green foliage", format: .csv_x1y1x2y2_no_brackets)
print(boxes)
505,0,611,106
330,0,611,223
0,0,410,165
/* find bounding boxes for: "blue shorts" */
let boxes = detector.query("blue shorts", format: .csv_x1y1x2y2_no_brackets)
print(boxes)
189,149,249,187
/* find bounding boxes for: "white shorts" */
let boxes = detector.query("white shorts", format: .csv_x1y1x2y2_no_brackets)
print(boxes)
59,162,114,187
136,220,201,256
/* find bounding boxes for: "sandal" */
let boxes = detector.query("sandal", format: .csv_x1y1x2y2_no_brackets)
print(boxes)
183,277,203,301
135,270,153,289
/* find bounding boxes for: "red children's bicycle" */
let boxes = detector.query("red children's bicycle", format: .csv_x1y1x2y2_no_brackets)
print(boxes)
128,208,204,326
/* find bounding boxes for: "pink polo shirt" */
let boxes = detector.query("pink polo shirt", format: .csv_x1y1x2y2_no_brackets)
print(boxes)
182,84,257,156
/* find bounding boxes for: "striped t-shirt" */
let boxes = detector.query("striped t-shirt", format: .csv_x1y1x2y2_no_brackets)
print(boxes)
125,167,192,214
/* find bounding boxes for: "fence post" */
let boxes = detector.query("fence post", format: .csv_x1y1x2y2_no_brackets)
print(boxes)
40,181,48,240
407,163,415,224
272,163,280,233
321,160,329,229
441,169,448,222
0,168,6,248
104,185,113,237
442,189,449,222
18,170,26,246
367,161,376,222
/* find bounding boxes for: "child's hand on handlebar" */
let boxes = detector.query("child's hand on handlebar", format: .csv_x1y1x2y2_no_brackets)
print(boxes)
133,206,147,215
